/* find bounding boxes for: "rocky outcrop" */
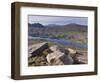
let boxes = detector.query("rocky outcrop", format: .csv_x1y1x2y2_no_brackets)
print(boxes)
46,45,73,65
28,42,48,57
28,43,87,66
46,46,87,65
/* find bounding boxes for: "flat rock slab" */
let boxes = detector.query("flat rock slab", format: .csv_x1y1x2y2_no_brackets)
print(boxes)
28,42,48,57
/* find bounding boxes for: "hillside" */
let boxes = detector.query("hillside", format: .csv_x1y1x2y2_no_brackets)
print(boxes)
28,23,87,45
28,23,87,32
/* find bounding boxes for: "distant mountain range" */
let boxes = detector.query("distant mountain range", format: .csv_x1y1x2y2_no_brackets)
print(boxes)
63,23,87,32
28,23,87,32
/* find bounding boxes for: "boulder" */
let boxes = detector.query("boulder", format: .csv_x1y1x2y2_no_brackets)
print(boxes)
73,53,87,64
68,48,87,64
46,45,73,65
28,42,48,57
67,48,77,57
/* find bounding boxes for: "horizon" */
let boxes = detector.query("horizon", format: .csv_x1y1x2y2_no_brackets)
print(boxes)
28,22,87,26
28,15,88,26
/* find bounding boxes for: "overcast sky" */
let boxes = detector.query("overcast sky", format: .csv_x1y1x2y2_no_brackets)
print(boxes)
28,15,88,25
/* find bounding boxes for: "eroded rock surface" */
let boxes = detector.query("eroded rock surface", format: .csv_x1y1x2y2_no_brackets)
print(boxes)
46,45,73,65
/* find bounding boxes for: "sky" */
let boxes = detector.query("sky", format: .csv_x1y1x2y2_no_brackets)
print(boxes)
28,15,88,26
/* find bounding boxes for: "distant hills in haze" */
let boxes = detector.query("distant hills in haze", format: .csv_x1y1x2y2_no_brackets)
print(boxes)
28,23,87,32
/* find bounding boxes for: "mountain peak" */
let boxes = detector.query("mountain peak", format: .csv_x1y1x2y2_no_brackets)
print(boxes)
28,23,44,28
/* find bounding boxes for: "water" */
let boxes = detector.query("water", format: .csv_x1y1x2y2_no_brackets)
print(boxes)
29,36,87,48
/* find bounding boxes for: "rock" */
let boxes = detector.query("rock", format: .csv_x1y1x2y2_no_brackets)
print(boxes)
67,48,77,57
67,48,87,64
46,45,73,65
49,45,59,51
73,53,87,64
49,45,69,54
28,42,48,57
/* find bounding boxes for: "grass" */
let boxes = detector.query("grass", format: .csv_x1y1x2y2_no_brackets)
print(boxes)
28,39,87,50
30,30,87,45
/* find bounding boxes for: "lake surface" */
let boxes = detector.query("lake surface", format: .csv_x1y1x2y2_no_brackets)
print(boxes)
29,36,87,48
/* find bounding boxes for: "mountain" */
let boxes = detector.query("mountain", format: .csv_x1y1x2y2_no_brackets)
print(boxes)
28,23,87,42
28,23,44,28
28,23,87,32
65,23,87,28
45,23,87,32
63,23,87,32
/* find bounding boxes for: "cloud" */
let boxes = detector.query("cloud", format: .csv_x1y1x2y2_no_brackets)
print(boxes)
28,15,88,25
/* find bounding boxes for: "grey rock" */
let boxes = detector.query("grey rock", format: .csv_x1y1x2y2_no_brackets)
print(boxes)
67,48,87,64
67,48,77,57
28,42,48,57
46,45,73,65
73,53,87,64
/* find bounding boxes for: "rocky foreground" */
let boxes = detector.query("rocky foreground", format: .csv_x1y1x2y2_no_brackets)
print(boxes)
28,42,87,66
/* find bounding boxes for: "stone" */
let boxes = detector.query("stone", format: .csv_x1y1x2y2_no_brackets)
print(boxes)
73,53,87,64
28,42,48,57
46,45,73,65
67,48,87,64
67,48,77,57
